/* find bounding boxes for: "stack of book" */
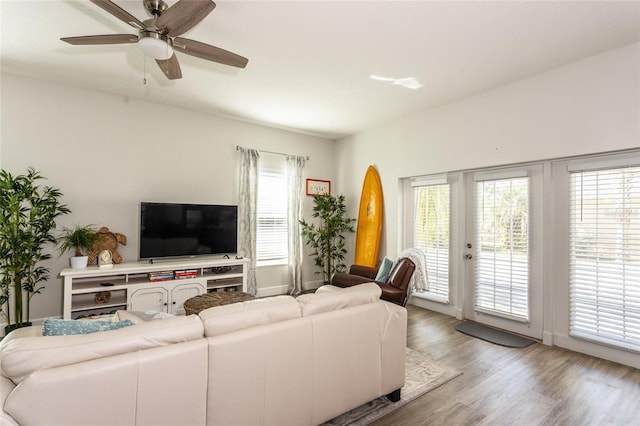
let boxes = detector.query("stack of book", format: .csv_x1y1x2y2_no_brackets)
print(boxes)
148,271,175,282
175,269,198,280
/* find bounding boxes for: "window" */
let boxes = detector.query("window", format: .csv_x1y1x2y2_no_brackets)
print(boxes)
412,180,450,301
403,152,638,360
475,175,530,321
569,165,640,352
256,169,288,264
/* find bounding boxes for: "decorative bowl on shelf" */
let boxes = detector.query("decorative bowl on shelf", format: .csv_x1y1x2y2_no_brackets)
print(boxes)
94,291,112,304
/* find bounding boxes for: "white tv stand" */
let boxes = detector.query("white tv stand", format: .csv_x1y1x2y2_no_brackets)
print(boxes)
60,257,249,319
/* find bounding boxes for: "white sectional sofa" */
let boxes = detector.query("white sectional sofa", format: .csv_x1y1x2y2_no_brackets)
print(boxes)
0,283,407,426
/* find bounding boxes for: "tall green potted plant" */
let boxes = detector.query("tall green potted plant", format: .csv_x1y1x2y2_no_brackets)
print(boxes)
58,225,98,269
300,194,356,284
0,167,70,332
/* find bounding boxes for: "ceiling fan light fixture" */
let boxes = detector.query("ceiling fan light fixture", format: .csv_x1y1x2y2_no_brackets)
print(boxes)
138,32,173,60
60,0,248,80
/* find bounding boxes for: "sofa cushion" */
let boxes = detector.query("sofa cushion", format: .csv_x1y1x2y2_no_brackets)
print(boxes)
199,295,301,337
296,282,382,317
0,314,204,383
314,285,343,294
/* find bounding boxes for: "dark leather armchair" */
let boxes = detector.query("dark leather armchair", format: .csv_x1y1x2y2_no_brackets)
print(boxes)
330,258,416,306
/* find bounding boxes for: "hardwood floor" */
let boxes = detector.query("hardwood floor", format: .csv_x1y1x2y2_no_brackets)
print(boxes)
370,305,640,426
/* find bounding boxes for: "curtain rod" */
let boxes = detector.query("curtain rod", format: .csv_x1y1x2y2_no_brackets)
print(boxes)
236,145,309,161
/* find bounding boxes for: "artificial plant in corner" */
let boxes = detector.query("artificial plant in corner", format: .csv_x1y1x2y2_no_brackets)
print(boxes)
0,167,70,332
299,194,356,284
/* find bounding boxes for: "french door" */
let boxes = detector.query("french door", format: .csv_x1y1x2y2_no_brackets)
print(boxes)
464,165,543,338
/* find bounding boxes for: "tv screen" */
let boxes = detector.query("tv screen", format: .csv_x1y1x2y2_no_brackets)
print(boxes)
139,202,237,260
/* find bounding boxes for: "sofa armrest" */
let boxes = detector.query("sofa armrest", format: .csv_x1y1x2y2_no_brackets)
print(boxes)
331,264,380,288
4,339,208,426
377,282,409,306
1,376,18,426
331,272,376,288
349,264,378,279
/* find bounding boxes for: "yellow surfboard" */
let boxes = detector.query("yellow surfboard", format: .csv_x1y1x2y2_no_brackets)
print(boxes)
354,165,383,268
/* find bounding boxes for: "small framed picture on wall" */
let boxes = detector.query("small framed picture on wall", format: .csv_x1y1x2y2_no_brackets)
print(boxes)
306,179,331,196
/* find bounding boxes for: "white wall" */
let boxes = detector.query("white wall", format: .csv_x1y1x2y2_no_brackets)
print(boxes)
0,72,335,323
335,42,640,367
336,42,639,259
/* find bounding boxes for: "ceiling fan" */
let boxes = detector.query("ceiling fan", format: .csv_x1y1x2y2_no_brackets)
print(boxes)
61,0,248,80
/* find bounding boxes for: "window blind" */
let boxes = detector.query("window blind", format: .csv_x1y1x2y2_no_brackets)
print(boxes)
413,183,450,301
569,166,640,352
256,170,288,263
475,177,530,321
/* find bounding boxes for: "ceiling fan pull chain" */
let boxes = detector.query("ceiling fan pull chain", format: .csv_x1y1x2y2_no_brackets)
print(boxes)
143,55,147,85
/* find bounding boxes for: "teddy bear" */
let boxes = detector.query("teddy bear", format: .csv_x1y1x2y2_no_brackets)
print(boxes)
87,226,127,265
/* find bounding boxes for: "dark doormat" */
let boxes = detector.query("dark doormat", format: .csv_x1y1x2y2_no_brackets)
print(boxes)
454,321,536,348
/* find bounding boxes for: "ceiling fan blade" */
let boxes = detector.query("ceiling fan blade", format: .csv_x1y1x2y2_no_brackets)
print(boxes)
61,34,138,45
89,0,144,30
156,0,216,37
174,37,248,68
156,54,183,80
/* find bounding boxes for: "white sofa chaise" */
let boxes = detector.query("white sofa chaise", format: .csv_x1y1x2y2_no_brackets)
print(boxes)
0,283,407,426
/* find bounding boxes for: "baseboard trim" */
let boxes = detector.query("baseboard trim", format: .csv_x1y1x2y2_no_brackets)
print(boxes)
302,280,323,291
542,331,554,346
257,285,289,298
552,333,639,369
409,296,457,317
256,281,322,298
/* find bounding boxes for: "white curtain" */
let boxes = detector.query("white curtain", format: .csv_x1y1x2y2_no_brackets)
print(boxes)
286,155,306,295
237,147,260,295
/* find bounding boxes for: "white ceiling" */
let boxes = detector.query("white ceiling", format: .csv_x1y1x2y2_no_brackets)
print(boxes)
2,1,639,139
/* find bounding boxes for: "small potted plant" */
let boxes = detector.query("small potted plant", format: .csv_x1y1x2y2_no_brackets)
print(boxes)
58,225,98,269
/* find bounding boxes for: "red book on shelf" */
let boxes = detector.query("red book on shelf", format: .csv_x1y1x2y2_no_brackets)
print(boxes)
175,273,197,279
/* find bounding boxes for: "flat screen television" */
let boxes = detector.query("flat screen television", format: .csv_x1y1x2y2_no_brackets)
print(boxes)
139,202,237,260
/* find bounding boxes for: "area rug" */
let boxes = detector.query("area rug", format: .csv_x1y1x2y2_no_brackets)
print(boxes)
322,348,461,426
454,320,536,348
